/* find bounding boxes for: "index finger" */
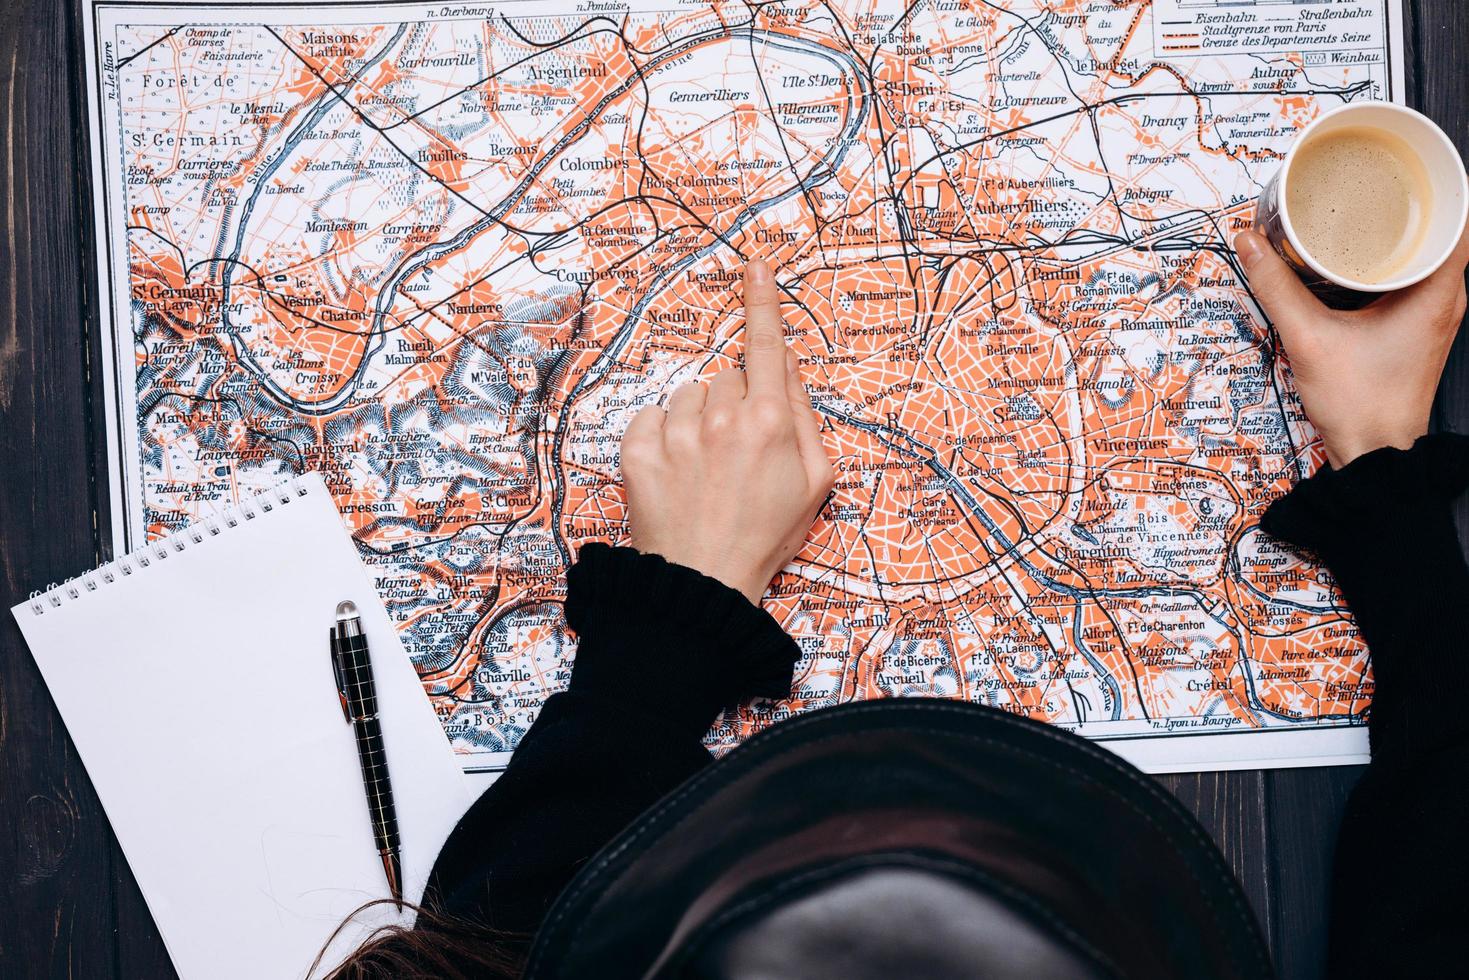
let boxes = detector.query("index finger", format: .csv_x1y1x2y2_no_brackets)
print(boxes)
741,259,789,399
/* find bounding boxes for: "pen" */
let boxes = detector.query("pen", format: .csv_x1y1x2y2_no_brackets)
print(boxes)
330,599,403,908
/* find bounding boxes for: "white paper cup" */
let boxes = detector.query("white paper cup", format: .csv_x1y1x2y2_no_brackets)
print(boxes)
1255,102,1468,307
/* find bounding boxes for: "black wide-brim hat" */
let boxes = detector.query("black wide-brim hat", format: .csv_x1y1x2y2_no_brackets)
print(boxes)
525,699,1272,979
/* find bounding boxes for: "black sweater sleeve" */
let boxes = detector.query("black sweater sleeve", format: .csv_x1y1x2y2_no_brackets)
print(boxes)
423,543,801,934
1261,434,1469,979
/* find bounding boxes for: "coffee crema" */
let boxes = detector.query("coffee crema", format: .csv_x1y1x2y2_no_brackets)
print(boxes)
1286,125,1434,285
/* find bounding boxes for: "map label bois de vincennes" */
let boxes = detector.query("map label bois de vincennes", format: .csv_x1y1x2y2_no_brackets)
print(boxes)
83,0,1402,772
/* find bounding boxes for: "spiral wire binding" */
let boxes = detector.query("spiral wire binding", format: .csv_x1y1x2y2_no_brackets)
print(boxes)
26,476,314,617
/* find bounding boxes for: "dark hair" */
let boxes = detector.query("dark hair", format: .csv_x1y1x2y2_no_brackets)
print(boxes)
315,899,531,979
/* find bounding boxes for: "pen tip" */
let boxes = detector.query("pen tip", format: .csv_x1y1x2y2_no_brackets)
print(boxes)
381,850,404,910
335,600,359,620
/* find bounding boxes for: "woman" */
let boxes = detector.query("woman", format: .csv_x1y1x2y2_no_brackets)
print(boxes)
332,230,1469,979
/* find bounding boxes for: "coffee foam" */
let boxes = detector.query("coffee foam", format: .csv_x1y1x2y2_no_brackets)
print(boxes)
1286,125,1433,285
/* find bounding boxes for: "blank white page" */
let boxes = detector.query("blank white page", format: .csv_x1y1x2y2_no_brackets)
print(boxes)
13,473,472,979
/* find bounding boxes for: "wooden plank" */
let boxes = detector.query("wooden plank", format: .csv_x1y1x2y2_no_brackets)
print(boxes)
1263,766,1363,980
1419,1,1469,463
1158,772,1274,951
0,0,119,974
112,864,180,978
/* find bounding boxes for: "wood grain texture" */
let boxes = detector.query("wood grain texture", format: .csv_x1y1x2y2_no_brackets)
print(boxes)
0,0,119,975
1157,771,1273,949
0,0,1463,977
1263,766,1363,980
1417,0,1469,527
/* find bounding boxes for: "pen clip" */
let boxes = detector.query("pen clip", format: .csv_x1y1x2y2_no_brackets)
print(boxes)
329,627,350,723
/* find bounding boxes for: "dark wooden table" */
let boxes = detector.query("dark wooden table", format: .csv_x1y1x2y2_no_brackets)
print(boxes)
3,2,1466,976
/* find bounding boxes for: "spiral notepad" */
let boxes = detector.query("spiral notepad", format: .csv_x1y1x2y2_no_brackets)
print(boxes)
12,473,470,980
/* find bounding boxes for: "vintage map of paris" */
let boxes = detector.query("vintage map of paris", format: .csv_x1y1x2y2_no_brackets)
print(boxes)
83,0,1402,771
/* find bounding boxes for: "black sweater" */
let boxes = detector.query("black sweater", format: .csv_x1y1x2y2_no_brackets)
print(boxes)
1259,435,1469,977
427,435,1469,977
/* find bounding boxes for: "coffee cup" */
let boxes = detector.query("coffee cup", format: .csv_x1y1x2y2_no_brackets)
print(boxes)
1254,102,1468,309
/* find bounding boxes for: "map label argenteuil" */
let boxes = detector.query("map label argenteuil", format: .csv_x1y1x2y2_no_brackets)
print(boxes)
82,0,1400,771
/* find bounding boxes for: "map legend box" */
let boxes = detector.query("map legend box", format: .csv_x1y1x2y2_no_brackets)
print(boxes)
1154,0,1391,64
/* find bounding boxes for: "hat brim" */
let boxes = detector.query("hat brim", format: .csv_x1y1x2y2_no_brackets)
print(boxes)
525,699,1271,979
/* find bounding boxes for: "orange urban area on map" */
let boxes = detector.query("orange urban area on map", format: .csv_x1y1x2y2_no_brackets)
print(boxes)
114,0,1370,760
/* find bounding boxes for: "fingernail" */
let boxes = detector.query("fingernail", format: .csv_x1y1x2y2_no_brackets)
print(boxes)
747,259,772,285
1234,231,1267,269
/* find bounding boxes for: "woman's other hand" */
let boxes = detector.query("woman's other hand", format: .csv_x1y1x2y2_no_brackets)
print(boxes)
1234,226,1469,468
618,259,836,605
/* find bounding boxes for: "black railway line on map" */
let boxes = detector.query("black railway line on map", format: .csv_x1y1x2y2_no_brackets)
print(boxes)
113,4,1374,736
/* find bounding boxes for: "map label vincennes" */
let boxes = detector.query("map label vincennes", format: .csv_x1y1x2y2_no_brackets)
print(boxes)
83,0,1401,772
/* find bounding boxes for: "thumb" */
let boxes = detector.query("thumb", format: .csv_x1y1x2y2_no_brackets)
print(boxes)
1234,230,1329,357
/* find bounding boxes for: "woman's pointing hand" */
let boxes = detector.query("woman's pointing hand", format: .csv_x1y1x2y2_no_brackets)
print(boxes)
619,259,836,605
